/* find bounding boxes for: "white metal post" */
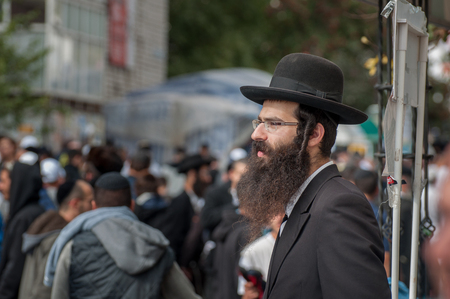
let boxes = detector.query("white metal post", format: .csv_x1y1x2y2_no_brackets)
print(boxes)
408,35,429,299
391,22,409,299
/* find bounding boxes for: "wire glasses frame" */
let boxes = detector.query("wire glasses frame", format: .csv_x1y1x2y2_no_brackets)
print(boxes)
252,119,299,133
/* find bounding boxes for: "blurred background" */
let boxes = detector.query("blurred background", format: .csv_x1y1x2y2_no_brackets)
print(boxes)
0,0,448,165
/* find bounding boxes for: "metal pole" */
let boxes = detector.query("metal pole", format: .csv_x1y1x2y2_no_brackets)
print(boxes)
385,13,393,276
391,22,409,299
408,36,428,299
376,0,385,231
421,1,431,295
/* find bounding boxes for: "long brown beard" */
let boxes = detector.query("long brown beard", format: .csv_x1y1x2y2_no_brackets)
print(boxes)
237,136,311,242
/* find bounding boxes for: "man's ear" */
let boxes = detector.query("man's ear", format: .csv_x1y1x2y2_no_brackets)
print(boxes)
68,198,80,208
308,123,325,148
130,200,135,212
91,200,98,210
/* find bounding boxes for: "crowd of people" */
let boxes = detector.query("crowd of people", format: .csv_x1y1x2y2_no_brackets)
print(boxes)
0,53,449,299
0,131,446,299
0,133,256,299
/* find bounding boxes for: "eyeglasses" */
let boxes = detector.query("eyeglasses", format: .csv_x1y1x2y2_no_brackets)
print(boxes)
252,119,299,133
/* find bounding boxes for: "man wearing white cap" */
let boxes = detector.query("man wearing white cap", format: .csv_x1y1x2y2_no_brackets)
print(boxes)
16,135,40,165
40,158,66,210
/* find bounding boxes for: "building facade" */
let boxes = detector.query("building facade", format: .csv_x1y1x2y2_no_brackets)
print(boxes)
1,0,168,151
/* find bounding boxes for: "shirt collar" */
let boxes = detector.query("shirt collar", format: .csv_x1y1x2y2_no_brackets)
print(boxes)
186,190,204,214
285,161,333,217
230,188,239,207
135,192,154,206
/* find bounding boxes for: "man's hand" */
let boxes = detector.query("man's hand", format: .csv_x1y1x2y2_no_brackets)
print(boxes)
242,281,260,299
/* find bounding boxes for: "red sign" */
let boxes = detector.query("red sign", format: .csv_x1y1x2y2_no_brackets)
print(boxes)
109,0,127,67
387,175,397,186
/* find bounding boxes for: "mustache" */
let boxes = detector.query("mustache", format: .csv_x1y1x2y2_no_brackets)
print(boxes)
252,141,270,154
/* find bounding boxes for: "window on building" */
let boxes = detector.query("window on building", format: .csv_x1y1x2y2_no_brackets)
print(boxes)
47,0,107,98
11,0,45,23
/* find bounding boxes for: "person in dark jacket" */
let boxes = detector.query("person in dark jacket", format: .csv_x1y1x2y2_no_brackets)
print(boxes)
0,136,16,171
353,168,391,276
83,146,123,186
211,209,249,299
157,154,212,263
18,180,93,299
0,164,13,257
201,159,247,299
63,149,82,182
45,172,200,299
127,151,152,199
0,162,45,299
134,174,168,229
201,159,247,234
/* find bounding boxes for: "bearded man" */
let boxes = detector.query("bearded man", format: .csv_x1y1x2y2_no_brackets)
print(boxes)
237,53,391,299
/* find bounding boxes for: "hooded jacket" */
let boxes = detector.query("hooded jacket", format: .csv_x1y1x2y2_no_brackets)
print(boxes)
70,218,173,298
19,210,68,299
0,162,45,299
49,208,201,299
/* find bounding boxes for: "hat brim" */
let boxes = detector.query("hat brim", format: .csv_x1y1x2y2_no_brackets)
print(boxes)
241,86,368,125
177,156,213,174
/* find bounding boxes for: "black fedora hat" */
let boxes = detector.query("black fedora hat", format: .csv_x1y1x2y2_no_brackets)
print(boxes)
240,53,367,125
177,154,213,174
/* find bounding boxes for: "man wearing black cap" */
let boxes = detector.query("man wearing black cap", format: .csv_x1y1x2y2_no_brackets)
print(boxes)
19,180,93,299
153,154,212,293
158,154,212,262
45,172,200,299
237,53,390,299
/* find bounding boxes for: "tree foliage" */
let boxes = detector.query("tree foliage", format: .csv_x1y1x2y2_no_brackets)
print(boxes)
168,0,380,112
0,12,48,128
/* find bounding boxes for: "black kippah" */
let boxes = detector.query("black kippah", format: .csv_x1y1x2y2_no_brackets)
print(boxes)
57,180,77,206
95,172,130,190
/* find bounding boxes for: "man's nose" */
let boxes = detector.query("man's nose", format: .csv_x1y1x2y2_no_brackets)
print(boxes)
251,123,268,141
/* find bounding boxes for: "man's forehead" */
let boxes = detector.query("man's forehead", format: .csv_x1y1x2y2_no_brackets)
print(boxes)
259,100,299,118
262,99,299,107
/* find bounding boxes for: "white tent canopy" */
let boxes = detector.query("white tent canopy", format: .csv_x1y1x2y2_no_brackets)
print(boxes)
103,68,272,163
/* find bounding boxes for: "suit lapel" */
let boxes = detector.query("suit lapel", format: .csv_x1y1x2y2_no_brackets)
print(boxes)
265,165,341,297
265,231,279,290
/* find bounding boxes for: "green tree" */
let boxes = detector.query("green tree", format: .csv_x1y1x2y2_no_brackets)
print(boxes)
168,0,379,111
0,12,48,128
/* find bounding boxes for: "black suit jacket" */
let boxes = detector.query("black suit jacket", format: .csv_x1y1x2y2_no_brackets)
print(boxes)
157,191,194,262
212,210,249,299
264,164,390,299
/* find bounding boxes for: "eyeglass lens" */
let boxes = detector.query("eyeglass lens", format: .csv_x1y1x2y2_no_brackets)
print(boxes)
252,120,276,132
